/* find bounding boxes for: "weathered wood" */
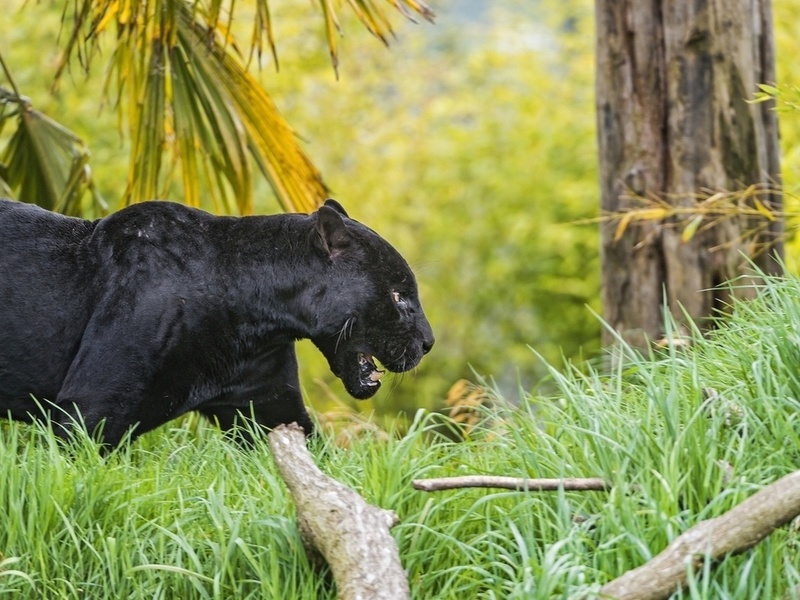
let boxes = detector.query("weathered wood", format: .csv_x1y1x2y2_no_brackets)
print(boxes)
600,469,800,600
412,476,609,492
268,423,410,600
595,0,782,352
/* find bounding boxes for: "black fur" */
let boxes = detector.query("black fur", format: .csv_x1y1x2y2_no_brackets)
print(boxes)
0,199,434,447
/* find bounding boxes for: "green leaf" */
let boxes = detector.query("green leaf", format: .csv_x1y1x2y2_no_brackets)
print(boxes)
681,215,704,242
176,5,327,213
756,83,780,96
0,88,103,215
0,160,11,197
125,39,167,204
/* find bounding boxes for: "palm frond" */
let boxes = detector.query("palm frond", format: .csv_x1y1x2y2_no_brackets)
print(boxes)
54,0,328,213
345,0,393,44
248,0,278,69
53,0,434,214
0,85,105,216
312,0,436,74
126,38,168,204
320,0,342,75
172,3,326,213
171,22,255,213
0,161,12,197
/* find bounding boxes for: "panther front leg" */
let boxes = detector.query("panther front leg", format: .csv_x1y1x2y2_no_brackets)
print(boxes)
51,393,145,449
198,345,314,446
52,303,189,448
198,399,314,447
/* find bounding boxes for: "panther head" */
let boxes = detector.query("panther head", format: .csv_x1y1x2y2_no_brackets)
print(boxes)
310,199,434,399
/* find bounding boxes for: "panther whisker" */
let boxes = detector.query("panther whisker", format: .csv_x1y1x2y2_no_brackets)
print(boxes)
386,372,404,397
334,317,354,352
396,348,409,371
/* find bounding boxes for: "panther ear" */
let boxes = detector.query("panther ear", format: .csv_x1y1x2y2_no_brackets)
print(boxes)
323,198,349,218
315,203,351,259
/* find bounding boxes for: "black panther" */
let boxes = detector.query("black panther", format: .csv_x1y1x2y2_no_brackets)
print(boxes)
0,198,434,447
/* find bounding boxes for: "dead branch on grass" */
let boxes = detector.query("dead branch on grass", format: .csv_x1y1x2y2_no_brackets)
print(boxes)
268,423,409,600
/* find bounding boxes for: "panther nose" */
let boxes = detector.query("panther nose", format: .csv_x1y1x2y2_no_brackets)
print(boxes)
420,318,435,355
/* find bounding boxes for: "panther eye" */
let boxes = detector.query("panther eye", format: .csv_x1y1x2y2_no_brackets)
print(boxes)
392,291,406,307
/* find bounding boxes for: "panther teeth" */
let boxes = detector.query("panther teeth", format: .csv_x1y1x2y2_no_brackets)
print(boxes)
358,352,384,386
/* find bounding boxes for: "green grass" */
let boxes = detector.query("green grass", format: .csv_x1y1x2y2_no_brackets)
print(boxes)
3,274,800,598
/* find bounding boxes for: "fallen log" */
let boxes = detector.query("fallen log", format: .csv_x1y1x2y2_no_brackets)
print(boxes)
412,475,610,492
600,469,800,600
268,423,410,600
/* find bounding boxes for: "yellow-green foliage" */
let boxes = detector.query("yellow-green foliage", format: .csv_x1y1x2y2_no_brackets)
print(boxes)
774,0,800,267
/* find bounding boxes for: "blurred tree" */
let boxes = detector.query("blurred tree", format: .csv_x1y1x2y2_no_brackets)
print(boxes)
595,1,783,352
0,0,433,215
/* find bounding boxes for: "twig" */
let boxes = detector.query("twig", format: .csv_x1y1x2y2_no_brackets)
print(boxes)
600,469,800,600
268,423,409,600
0,51,22,101
412,475,610,492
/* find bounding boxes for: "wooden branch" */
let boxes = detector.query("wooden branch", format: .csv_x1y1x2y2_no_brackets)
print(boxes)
412,475,610,492
268,423,410,600
601,469,800,600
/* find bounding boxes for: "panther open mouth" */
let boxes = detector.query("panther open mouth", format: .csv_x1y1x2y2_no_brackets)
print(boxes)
333,350,396,400
358,352,385,389
319,339,426,401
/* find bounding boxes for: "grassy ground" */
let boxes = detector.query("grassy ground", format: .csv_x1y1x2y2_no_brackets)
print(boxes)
3,274,800,599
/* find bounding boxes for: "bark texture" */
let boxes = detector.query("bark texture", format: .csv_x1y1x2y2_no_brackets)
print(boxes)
600,469,800,600
595,0,782,351
268,424,410,600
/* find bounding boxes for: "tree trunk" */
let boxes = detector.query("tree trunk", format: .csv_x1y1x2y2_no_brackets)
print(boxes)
595,0,782,352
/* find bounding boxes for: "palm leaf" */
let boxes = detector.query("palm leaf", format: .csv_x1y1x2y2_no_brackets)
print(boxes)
170,29,254,213
248,0,278,69
53,0,435,215
319,0,342,74
344,0,392,44
178,5,326,213
126,38,167,204
0,160,12,197
0,85,105,216
57,0,328,213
